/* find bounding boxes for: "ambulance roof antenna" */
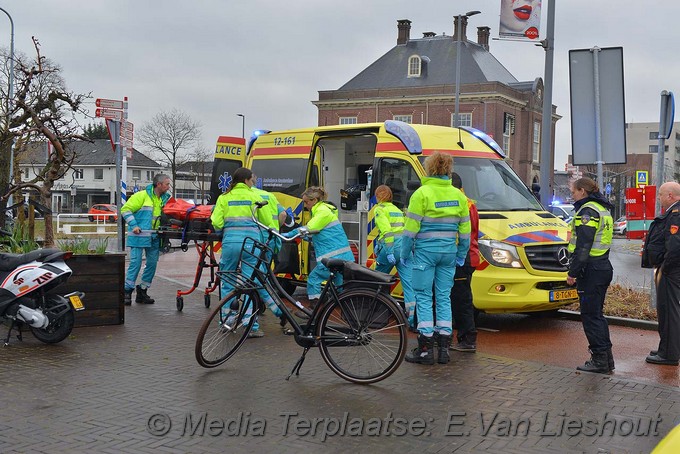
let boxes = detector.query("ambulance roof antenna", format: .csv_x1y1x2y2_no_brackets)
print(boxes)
457,127,465,149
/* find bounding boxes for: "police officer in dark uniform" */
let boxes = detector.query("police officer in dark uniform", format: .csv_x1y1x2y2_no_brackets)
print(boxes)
642,181,680,366
567,177,615,374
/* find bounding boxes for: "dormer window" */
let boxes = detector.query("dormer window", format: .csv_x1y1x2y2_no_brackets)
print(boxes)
407,55,421,77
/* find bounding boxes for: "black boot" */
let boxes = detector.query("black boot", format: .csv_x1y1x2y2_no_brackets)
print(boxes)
452,331,477,352
135,285,155,304
437,335,452,364
405,334,435,365
607,349,615,371
124,289,133,306
577,350,611,374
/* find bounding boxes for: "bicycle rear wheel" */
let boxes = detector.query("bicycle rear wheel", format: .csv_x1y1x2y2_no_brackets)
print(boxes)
195,289,259,368
317,289,407,384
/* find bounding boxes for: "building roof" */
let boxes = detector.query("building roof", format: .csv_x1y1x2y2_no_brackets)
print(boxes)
339,36,518,91
19,139,162,168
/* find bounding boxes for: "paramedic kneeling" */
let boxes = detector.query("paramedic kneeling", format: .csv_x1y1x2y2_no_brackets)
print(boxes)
121,174,172,305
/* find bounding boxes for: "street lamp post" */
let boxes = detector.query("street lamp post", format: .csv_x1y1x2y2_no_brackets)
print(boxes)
237,113,245,139
454,10,480,128
0,7,15,208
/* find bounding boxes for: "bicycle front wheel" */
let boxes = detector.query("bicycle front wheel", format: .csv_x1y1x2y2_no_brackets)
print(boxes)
195,289,260,368
317,289,407,384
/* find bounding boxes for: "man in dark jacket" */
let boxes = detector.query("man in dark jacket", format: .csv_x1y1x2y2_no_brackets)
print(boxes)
642,181,680,366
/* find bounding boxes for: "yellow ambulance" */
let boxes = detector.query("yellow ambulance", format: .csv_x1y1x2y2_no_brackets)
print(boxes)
220,121,577,314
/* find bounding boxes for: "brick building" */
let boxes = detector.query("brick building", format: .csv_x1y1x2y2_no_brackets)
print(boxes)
314,17,559,187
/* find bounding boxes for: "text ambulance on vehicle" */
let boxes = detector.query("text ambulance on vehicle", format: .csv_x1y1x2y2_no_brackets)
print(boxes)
210,121,578,315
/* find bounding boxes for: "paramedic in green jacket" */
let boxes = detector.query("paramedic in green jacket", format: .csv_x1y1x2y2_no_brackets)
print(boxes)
402,152,470,365
121,174,172,305
210,168,280,338
373,184,415,329
283,186,354,315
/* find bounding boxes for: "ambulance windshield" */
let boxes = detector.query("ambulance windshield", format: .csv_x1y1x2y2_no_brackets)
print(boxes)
417,157,543,212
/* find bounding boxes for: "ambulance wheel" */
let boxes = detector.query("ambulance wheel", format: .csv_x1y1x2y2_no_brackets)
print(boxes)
204,293,211,308
176,296,184,312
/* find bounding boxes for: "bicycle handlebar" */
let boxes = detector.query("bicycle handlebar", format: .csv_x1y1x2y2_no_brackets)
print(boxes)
250,204,318,242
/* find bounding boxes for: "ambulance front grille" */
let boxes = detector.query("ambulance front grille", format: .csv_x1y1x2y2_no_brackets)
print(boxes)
523,244,570,272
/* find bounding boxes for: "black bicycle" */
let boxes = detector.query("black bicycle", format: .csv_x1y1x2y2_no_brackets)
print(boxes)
195,205,407,384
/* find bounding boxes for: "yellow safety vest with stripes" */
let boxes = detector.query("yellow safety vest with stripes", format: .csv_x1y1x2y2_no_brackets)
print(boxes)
568,200,613,256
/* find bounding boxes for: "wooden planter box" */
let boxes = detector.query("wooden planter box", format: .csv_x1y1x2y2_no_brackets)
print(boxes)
51,253,126,327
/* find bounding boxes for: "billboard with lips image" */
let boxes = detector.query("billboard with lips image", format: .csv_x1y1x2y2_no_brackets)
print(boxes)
499,0,542,40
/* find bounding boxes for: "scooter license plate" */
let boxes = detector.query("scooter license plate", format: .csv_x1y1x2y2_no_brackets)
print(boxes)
69,295,85,311
549,289,578,302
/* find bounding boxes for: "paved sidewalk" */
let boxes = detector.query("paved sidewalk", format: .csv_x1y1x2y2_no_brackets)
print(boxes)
1,248,679,453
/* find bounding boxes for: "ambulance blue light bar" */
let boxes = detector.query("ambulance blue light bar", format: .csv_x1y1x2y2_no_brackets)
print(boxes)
384,120,422,155
247,129,271,155
461,126,506,158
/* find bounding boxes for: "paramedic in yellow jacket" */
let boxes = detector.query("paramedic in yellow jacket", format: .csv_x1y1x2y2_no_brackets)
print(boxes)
210,167,282,338
283,186,354,314
373,184,415,329
121,174,172,305
402,152,471,365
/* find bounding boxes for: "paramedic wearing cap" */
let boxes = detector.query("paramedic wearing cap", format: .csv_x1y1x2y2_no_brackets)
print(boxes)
567,177,615,374
402,151,470,366
121,173,172,305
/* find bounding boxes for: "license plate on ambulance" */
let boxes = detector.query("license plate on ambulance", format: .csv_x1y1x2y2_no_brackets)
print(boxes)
69,295,85,311
549,289,578,302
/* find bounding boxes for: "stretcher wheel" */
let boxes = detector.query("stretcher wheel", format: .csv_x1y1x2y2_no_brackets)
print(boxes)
204,293,211,308
176,296,184,312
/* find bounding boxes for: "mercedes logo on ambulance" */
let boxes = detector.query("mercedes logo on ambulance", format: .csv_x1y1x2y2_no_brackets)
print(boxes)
556,247,570,267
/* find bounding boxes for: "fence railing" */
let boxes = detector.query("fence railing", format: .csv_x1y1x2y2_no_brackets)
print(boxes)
56,213,118,235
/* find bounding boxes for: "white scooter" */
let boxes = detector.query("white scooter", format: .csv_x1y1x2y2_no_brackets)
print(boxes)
0,229,85,346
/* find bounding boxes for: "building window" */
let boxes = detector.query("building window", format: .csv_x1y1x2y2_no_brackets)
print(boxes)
94,168,104,180
649,145,669,153
450,113,472,128
393,115,412,123
132,169,141,180
73,168,84,180
146,170,155,180
650,131,660,140
339,117,357,125
533,121,541,162
407,55,421,77
503,113,515,158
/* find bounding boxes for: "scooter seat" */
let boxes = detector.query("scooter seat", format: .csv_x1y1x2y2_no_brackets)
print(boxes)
0,248,64,271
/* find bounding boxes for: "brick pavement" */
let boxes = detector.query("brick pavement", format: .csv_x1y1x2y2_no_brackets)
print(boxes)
1,249,679,453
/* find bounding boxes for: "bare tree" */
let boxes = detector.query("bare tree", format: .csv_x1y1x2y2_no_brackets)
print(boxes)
137,109,202,184
0,38,89,245
188,148,213,204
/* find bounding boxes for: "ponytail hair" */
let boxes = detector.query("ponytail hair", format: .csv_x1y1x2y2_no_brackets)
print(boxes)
229,167,253,192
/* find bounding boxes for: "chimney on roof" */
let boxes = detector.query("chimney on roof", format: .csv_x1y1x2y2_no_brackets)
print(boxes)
423,32,436,38
453,16,469,41
397,19,411,45
477,26,490,50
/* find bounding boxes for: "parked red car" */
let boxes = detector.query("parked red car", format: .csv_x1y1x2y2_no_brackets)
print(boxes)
88,204,118,222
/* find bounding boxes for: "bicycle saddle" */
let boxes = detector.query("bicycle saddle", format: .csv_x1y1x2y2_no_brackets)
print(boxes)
322,258,395,283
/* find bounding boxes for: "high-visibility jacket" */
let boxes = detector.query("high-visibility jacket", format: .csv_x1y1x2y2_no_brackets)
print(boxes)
373,201,404,251
568,198,613,277
252,186,283,253
121,184,171,248
210,183,270,244
402,176,471,260
305,201,353,263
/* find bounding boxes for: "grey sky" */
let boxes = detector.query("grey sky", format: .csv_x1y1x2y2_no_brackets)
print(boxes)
4,1,679,169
